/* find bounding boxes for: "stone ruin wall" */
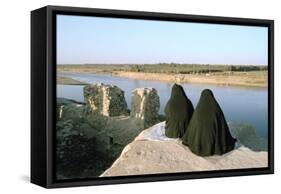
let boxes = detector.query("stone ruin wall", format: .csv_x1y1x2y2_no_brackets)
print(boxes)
83,84,160,128
130,88,160,128
83,83,128,117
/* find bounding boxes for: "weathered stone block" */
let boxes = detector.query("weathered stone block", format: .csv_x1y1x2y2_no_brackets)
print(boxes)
131,88,160,128
84,83,128,117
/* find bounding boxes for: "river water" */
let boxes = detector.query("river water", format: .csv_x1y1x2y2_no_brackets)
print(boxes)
57,72,268,138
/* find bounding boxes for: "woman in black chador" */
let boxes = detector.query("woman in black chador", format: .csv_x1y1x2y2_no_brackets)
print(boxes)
164,84,194,138
182,89,236,156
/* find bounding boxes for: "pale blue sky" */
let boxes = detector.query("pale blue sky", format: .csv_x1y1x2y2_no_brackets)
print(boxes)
57,15,268,65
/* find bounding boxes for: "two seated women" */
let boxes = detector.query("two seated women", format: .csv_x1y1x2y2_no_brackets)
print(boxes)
165,84,236,156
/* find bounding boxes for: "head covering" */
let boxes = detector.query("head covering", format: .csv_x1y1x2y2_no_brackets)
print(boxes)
164,84,194,138
182,89,236,156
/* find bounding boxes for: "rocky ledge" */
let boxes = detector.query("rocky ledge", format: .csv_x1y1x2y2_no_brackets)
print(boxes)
101,122,268,177
56,84,162,179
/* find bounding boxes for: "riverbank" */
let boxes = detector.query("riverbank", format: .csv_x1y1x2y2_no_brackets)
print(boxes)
57,67,267,87
57,76,87,85
112,71,267,87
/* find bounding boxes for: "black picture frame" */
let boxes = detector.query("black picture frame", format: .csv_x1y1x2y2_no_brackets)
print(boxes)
31,5,274,188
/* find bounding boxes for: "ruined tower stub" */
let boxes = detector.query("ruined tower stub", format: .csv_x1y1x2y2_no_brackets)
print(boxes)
130,87,160,128
83,83,128,117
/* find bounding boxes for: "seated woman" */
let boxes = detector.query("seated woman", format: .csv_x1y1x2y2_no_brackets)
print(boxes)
164,84,194,138
182,89,236,156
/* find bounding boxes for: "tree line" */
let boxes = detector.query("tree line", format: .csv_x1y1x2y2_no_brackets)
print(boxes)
58,63,267,74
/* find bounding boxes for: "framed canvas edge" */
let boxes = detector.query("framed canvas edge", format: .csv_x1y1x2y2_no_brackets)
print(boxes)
32,5,274,188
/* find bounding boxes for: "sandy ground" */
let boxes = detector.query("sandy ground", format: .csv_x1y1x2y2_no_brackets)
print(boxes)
101,122,268,177
57,76,87,85
112,71,267,87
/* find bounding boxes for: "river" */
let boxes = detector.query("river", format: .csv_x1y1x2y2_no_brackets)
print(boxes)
57,72,268,138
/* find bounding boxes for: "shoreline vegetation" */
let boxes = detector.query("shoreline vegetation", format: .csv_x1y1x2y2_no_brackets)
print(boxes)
57,64,268,87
